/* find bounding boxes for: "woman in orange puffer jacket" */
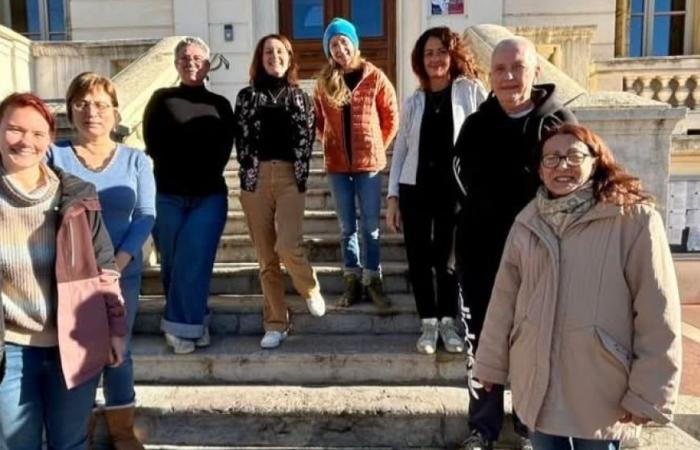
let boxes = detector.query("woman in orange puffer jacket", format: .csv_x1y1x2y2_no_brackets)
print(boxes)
314,18,399,310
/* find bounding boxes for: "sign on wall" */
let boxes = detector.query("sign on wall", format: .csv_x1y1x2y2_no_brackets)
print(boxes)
430,0,464,15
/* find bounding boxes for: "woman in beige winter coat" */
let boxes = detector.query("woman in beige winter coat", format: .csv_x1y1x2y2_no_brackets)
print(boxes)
473,124,682,450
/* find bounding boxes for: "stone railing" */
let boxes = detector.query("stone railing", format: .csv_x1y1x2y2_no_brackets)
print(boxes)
463,24,686,217
592,56,700,110
110,36,182,148
0,25,32,100
32,39,156,100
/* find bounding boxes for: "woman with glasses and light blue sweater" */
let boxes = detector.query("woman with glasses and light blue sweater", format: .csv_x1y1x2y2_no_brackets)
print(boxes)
49,72,155,450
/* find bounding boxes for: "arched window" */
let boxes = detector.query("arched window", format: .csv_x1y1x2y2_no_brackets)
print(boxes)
2,0,67,40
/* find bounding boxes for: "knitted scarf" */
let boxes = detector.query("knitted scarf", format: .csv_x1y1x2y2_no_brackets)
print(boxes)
536,181,596,237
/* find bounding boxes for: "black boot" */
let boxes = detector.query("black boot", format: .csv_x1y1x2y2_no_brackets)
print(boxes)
336,273,362,307
365,277,391,310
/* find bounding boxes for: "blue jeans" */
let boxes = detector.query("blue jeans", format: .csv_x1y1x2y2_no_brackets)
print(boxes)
0,343,100,450
155,193,227,339
101,275,141,407
530,431,621,450
328,172,382,278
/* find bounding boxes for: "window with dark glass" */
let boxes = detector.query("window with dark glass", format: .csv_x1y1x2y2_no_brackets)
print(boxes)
4,0,66,40
627,0,687,56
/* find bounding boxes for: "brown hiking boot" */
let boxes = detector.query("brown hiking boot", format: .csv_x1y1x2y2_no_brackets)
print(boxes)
365,277,391,310
335,273,362,307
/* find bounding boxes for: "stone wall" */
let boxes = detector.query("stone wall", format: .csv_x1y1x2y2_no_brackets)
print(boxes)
69,0,174,40
0,26,32,100
31,40,156,99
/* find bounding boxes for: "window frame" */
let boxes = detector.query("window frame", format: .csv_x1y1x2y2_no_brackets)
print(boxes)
630,0,693,56
2,0,68,41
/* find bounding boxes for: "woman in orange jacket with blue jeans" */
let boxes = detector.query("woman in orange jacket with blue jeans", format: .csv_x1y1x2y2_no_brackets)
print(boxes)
314,18,399,309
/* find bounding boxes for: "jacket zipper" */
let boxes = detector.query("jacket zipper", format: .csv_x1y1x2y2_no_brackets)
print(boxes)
69,221,75,267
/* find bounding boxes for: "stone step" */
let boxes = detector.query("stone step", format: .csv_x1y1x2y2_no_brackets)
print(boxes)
141,263,411,295
134,294,420,336
127,386,473,448
223,210,396,235
224,169,390,191
214,233,406,263
103,386,699,449
131,334,464,385
226,187,389,212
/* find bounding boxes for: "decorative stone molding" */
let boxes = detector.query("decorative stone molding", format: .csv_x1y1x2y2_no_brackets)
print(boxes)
510,25,596,89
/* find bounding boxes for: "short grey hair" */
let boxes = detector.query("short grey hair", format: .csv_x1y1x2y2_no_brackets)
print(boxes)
174,37,211,61
492,36,538,68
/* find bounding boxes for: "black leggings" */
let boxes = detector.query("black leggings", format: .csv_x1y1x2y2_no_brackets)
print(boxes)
399,183,458,319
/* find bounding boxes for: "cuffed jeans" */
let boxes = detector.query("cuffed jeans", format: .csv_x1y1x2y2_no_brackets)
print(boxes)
155,193,227,339
328,172,382,280
101,275,141,407
240,161,320,331
0,343,100,450
530,431,620,450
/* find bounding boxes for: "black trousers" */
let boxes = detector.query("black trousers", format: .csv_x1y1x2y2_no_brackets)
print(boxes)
399,183,458,319
456,230,528,442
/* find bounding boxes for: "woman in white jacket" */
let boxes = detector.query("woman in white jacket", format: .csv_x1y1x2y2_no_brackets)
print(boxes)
386,27,486,354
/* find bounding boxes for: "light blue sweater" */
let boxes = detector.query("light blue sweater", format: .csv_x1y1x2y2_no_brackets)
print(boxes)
48,143,156,279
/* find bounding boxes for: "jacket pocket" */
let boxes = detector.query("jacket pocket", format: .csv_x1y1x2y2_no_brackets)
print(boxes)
595,327,632,374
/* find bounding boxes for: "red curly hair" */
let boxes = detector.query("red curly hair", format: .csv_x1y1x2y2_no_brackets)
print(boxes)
537,124,654,207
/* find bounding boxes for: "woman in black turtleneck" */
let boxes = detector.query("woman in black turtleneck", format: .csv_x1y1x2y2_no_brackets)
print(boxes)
143,37,234,355
233,34,325,349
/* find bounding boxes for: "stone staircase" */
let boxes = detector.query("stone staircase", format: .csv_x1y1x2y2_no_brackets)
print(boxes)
123,146,488,449
92,144,699,449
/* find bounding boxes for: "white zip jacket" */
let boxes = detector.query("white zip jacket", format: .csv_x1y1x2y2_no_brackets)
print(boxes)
388,77,486,198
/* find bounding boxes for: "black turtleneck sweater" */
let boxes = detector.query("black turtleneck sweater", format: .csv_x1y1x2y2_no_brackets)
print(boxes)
143,83,235,196
256,73,295,162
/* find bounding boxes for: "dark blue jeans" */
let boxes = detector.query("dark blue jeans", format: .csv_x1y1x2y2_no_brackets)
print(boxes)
0,344,100,450
155,193,227,339
531,431,621,450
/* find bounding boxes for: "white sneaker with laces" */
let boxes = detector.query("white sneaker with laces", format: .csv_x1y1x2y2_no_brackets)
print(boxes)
260,330,287,349
305,292,326,317
416,318,439,354
439,317,464,353
165,333,195,354
195,326,210,347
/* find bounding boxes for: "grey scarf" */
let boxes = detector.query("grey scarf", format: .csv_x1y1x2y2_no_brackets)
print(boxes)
536,181,596,237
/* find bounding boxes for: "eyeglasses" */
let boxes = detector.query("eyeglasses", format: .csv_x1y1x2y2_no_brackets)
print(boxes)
541,150,593,169
72,100,114,113
177,55,207,65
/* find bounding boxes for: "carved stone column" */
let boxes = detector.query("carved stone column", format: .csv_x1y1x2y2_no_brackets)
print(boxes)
615,0,630,57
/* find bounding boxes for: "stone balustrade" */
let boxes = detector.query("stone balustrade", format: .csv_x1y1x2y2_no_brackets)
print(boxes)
592,56,700,110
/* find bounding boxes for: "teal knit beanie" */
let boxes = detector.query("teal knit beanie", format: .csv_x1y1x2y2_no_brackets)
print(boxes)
323,18,359,59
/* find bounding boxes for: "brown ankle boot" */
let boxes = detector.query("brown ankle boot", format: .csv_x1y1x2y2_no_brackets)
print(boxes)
104,406,145,450
366,277,391,310
335,273,362,307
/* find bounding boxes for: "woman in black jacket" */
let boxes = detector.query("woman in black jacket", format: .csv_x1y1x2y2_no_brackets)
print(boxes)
234,34,326,349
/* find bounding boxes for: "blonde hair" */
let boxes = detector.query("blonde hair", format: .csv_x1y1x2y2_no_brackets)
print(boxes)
316,54,364,109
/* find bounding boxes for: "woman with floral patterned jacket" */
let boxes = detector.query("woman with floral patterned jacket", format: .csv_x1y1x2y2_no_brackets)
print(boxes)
233,34,326,349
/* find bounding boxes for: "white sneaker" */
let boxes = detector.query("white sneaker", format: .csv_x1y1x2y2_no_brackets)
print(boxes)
260,330,287,349
165,333,195,354
416,318,439,354
195,326,210,348
305,292,326,317
439,317,464,353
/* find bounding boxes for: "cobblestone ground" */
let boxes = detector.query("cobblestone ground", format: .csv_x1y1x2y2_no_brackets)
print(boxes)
681,305,700,397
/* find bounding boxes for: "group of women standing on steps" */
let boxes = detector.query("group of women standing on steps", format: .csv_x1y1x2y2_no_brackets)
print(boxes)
0,14,681,450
